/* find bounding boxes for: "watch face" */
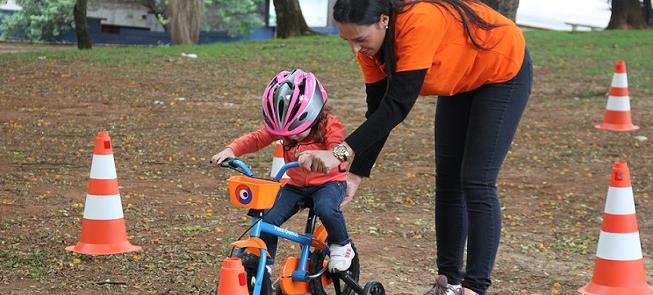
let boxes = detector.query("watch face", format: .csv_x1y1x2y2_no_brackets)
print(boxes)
334,144,348,161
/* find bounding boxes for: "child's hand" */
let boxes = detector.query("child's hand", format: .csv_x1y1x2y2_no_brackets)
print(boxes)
210,148,235,165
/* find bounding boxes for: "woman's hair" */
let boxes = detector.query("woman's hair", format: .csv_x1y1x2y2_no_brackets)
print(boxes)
333,0,499,80
283,106,331,148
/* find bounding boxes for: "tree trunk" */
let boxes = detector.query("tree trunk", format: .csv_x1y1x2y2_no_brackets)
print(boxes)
607,0,647,29
644,0,652,26
481,0,519,22
168,0,203,45
273,0,314,38
74,0,92,49
326,0,336,27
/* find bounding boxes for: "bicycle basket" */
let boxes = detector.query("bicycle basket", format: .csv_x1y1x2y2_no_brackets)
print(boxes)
227,176,281,209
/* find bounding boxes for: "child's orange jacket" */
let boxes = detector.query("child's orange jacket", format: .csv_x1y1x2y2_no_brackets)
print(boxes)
228,114,347,187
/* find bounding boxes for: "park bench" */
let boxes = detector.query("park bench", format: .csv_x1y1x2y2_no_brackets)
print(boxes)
565,22,603,32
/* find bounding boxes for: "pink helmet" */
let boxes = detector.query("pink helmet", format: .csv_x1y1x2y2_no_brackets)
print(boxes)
261,69,328,137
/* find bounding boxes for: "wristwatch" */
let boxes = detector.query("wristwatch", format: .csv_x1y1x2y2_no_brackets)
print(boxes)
332,143,350,162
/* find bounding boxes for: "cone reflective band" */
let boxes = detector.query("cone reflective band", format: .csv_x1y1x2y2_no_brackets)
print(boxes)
66,131,141,255
595,60,639,131
578,161,653,294
270,140,289,183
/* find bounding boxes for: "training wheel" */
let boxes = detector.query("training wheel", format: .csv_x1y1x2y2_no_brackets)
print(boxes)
362,281,385,295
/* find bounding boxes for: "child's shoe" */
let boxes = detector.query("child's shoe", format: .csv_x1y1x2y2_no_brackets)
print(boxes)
327,242,355,272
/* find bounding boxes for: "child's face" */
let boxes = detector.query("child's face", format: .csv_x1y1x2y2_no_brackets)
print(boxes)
288,128,311,141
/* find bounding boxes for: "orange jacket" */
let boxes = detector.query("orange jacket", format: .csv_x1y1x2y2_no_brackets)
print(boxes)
357,2,526,96
227,114,347,187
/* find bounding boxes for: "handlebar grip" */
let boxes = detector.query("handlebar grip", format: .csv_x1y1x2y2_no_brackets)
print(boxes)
219,157,236,167
219,158,254,177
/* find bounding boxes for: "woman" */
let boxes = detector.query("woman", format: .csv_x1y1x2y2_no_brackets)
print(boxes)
297,0,532,294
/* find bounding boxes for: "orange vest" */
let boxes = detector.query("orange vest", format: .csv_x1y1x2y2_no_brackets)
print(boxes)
357,2,526,96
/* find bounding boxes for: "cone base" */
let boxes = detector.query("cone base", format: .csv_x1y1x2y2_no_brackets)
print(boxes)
578,282,653,295
66,241,141,256
595,123,639,132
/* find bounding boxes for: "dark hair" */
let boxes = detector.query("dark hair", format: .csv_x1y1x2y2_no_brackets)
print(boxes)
333,0,499,80
307,105,330,143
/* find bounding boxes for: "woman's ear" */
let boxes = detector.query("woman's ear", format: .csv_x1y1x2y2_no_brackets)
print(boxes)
380,14,390,28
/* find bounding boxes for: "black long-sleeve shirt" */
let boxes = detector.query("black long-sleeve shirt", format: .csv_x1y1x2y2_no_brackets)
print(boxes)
346,69,427,177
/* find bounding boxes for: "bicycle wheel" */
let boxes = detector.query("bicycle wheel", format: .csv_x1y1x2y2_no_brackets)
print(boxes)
308,244,360,295
362,281,385,295
240,253,272,295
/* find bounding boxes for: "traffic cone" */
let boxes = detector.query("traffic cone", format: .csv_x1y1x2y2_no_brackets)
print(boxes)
578,161,653,294
270,140,289,184
595,60,639,131
216,257,249,295
66,131,141,255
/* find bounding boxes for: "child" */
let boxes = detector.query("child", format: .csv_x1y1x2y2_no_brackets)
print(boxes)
211,69,354,272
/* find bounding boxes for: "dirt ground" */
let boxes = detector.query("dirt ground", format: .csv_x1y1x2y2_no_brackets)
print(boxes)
1,42,652,295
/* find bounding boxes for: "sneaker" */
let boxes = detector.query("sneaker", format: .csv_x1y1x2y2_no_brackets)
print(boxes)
328,242,355,272
423,275,472,295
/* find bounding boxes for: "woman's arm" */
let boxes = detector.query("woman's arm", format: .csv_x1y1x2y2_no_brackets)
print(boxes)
348,78,388,178
297,69,427,174
345,69,427,157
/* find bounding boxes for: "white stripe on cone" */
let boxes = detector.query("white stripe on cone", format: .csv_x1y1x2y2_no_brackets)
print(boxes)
83,194,124,220
90,155,117,179
611,73,628,88
606,96,631,111
596,231,643,261
604,187,636,215
271,157,289,179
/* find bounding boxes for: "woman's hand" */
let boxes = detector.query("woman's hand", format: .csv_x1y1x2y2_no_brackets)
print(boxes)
209,148,235,165
297,150,341,173
341,172,362,208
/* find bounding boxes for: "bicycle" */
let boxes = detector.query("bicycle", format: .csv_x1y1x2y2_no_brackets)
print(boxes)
217,158,385,295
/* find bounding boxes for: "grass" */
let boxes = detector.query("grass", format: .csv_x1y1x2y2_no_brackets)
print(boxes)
525,30,653,82
0,250,54,278
2,30,652,84
0,36,352,66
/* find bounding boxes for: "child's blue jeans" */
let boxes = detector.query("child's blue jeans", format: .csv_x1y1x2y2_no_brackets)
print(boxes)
259,181,350,264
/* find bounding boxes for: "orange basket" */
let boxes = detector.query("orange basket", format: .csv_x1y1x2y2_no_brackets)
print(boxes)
227,176,281,209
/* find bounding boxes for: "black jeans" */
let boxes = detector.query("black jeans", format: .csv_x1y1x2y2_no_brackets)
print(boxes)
434,50,532,294
260,181,350,264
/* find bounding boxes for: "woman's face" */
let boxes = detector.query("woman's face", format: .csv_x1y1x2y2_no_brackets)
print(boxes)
336,15,389,57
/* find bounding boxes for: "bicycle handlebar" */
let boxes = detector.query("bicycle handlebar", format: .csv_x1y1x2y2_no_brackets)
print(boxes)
219,157,254,176
220,157,299,182
273,162,299,182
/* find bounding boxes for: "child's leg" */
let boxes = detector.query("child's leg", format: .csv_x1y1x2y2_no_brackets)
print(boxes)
259,186,303,264
311,181,354,272
311,181,350,245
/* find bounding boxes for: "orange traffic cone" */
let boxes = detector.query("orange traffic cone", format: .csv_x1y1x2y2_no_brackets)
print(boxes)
271,140,289,184
595,60,639,131
578,161,653,294
66,131,141,255
216,257,249,295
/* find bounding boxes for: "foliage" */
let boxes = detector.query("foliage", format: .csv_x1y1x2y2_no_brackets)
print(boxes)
137,0,168,29
0,0,75,41
137,0,264,36
205,0,263,37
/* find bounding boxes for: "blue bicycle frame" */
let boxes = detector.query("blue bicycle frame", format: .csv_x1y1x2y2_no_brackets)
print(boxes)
228,160,318,295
